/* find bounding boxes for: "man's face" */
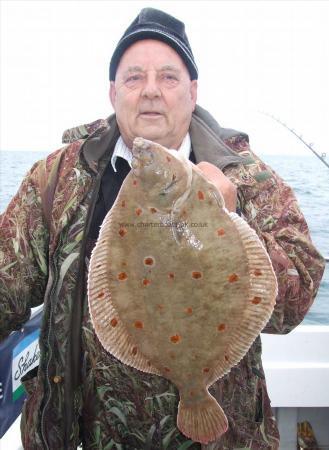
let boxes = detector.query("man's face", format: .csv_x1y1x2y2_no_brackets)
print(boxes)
110,39,198,149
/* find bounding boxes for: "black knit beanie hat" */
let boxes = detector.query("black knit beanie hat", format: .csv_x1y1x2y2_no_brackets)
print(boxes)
109,8,198,81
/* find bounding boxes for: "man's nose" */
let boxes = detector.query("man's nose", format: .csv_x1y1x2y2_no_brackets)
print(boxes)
141,74,161,99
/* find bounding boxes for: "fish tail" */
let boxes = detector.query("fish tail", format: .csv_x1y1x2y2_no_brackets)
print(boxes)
177,391,228,444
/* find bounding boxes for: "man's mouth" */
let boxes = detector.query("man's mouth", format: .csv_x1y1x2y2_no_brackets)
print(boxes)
139,111,163,118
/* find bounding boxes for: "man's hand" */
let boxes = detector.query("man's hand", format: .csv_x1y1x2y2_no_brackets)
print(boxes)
195,161,237,212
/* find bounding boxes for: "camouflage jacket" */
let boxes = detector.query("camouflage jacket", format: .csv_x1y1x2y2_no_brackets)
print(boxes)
0,105,325,450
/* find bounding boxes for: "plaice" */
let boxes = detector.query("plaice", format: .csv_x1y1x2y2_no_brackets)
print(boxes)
87,137,277,444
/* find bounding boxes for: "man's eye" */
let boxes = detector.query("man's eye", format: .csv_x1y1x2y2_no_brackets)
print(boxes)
127,75,142,81
163,74,177,80
124,74,144,87
161,73,179,86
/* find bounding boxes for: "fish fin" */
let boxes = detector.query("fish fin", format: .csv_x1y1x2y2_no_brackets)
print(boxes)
177,391,228,444
208,212,278,383
88,212,161,376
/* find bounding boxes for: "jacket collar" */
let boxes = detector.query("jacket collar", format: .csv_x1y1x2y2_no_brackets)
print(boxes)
190,105,245,169
81,115,119,173
62,105,246,173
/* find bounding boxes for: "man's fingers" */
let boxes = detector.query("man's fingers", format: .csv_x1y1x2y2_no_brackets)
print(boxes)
195,161,237,212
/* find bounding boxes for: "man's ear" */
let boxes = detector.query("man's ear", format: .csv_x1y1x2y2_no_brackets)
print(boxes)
190,80,198,111
109,81,116,109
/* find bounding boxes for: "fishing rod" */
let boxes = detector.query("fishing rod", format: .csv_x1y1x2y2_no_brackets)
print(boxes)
261,112,329,170
261,112,329,263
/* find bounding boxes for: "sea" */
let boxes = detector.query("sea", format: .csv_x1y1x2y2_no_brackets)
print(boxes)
0,151,328,325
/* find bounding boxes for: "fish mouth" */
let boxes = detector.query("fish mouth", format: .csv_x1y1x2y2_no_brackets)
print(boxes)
131,143,154,172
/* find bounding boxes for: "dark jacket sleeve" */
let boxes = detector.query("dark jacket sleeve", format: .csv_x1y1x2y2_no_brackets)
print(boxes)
223,136,326,334
0,161,49,341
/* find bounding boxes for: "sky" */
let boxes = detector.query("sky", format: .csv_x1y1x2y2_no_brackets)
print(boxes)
1,0,329,155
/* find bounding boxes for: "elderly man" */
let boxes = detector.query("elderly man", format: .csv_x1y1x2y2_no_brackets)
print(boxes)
0,7,325,450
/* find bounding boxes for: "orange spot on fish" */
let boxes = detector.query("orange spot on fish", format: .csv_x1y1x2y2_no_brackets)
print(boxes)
192,271,202,279
168,272,175,280
150,207,157,213
164,367,171,373
203,368,210,373
185,307,193,315
198,190,205,200
166,156,171,162
133,180,138,186
118,227,127,238
254,269,262,276
142,278,151,286
217,323,226,332
110,318,118,327
117,272,128,281
252,296,262,304
217,228,225,236
170,334,181,344
97,292,105,299
134,321,144,329
157,304,164,311
121,200,126,207
136,208,142,216
228,273,239,283
131,346,138,355
144,257,154,266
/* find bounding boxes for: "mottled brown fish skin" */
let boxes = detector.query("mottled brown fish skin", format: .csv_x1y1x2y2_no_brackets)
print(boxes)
88,137,277,444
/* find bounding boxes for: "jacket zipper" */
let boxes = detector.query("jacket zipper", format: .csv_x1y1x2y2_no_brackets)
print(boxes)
63,161,110,448
40,234,62,450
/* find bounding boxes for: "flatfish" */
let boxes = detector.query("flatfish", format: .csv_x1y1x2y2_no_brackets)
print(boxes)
88,137,277,444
